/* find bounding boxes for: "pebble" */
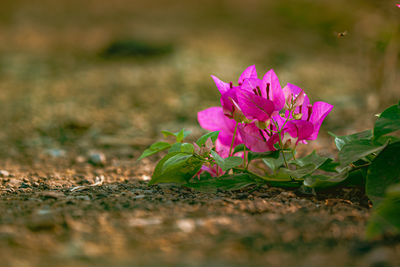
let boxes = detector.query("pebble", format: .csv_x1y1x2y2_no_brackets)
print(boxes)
176,219,195,233
0,170,10,177
88,152,106,166
129,218,162,227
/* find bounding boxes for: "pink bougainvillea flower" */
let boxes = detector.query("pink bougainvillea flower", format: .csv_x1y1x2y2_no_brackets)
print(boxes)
198,106,243,155
237,123,277,152
211,65,257,119
397,3,400,8
283,101,333,144
237,69,285,125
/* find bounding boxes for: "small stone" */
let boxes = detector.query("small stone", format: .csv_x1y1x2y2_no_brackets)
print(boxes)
176,219,195,233
88,152,106,166
7,178,21,187
0,170,10,177
134,195,146,199
46,148,66,158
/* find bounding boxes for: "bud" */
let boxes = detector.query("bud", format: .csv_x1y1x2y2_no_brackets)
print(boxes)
255,119,271,130
292,113,303,120
281,132,298,149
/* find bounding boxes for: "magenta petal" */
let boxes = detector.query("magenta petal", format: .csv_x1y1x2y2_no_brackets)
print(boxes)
240,78,262,92
237,91,275,121
198,107,227,132
238,124,271,152
285,120,314,141
211,75,230,94
220,87,239,116
286,84,308,107
198,107,242,147
308,101,333,140
238,65,258,84
262,69,285,110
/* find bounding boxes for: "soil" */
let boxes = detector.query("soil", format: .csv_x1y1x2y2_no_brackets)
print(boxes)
1,153,400,267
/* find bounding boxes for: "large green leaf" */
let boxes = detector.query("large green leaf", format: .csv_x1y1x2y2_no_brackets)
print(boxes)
338,140,386,168
210,150,243,172
366,141,400,205
366,184,400,239
149,152,203,185
329,130,373,151
281,164,319,179
303,168,350,188
185,174,257,192
196,131,220,146
290,150,328,168
374,102,400,140
138,141,171,160
168,143,195,153
262,150,292,173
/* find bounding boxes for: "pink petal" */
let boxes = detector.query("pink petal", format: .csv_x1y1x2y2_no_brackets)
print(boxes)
262,69,285,110
285,120,314,141
197,107,242,147
211,75,230,94
237,90,275,122
238,65,258,84
308,101,333,140
220,87,239,116
238,123,271,152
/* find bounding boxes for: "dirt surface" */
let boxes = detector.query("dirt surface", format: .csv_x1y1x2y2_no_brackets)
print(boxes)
1,155,400,267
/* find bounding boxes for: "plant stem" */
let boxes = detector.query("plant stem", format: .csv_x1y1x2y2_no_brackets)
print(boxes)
234,168,295,182
243,145,248,169
350,163,370,171
229,122,238,157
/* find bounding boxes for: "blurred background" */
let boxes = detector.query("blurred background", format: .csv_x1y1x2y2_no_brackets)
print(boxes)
0,0,399,161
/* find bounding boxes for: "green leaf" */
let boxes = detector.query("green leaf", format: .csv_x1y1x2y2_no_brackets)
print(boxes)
290,150,328,168
138,141,171,160
303,169,350,188
176,129,185,142
262,150,291,173
338,140,387,168
181,143,194,153
185,173,256,192
281,164,320,179
149,152,203,185
248,151,277,162
161,130,177,138
210,150,243,172
161,129,191,142
233,145,278,162
366,184,400,239
196,131,220,146
168,143,195,153
210,150,225,169
318,159,340,172
223,156,243,171
366,141,400,205
168,143,182,152
233,144,246,154
374,102,400,140
329,130,373,151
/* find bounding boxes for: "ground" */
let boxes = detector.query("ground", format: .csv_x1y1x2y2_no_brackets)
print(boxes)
0,0,399,266
1,156,400,267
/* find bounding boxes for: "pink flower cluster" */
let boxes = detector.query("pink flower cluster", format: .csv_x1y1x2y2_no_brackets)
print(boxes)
198,65,333,158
